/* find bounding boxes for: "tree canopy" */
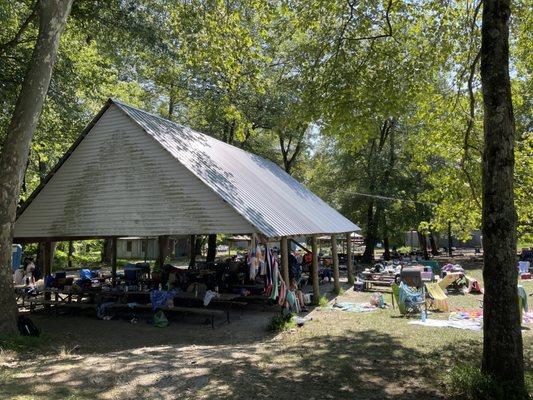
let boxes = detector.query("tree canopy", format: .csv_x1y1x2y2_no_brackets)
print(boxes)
0,0,531,247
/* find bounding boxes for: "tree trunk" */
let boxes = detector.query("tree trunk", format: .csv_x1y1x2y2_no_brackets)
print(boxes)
189,235,196,267
206,234,217,263
67,240,74,269
0,0,73,335
101,238,113,264
480,0,524,392
362,201,376,263
156,235,170,269
417,231,429,260
429,233,439,256
383,236,391,261
35,242,45,279
447,221,453,257
189,235,202,267
168,83,175,120
195,236,202,257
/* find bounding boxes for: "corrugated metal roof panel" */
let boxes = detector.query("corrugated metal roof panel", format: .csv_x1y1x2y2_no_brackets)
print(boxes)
114,100,360,237
14,105,255,238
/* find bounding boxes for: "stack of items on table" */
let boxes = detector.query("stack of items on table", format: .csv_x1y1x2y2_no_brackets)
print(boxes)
122,262,152,291
45,268,102,291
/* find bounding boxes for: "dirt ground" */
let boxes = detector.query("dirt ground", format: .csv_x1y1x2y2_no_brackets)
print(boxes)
1,256,532,400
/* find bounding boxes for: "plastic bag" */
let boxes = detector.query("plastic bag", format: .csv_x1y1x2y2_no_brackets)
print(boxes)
153,310,168,328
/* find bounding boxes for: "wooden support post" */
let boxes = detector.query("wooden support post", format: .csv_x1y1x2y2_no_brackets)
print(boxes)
311,235,320,304
188,235,195,267
43,241,52,307
156,235,169,269
346,232,354,285
280,237,290,285
111,237,117,286
332,234,340,293
206,234,217,263
144,237,148,263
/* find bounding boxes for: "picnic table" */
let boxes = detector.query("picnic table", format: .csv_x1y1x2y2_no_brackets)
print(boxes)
172,292,245,322
105,303,225,329
14,284,38,307
42,288,95,304
101,289,245,324
359,271,396,290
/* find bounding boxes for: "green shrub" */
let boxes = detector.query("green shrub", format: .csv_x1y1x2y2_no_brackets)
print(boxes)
52,249,68,270
267,314,296,332
52,250,102,271
312,295,329,307
443,363,530,400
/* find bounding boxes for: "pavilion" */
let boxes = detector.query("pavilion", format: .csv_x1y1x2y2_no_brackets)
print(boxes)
14,99,360,298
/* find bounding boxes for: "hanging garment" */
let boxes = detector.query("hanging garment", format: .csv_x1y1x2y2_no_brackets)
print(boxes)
286,290,300,313
269,252,280,300
265,245,272,287
278,280,287,306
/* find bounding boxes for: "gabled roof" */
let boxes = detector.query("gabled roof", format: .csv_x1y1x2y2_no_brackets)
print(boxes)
114,101,360,237
17,99,359,239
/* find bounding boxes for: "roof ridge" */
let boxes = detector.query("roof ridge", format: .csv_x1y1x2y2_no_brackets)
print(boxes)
111,99,265,161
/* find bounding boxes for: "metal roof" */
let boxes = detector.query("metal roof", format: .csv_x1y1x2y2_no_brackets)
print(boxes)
113,100,360,238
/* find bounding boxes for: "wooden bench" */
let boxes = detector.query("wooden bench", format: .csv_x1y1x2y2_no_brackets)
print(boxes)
106,303,225,329
28,299,97,314
362,279,394,291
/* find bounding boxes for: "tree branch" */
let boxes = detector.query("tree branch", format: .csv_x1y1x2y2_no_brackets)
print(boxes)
0,1,38,55
458,0,483,210
345,0,395,43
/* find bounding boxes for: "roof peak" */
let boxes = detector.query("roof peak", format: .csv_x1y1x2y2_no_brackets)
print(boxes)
111,98,255,158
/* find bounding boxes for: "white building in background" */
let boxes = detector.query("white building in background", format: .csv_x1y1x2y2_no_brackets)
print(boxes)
404,230,482,249
116,236,189,259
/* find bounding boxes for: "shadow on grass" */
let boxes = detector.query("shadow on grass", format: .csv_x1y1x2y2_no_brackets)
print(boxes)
0,325,492,400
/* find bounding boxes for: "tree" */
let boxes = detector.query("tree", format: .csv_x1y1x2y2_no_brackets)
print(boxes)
0,0,73,334
480,0,525,394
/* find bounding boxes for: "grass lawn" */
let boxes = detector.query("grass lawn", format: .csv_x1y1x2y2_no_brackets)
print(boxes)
1,257,531,400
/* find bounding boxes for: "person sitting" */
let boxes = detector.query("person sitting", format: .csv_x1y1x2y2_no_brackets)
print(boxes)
319,265,332,283
290,278,308,312
23,257,36,285
13,265,25,285
288,252,301,281
302,252,313,273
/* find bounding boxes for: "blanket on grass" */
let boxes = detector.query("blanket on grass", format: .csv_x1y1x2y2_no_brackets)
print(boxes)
328,302,379,313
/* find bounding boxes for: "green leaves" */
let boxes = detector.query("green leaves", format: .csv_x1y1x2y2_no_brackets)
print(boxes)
1,0,529,244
